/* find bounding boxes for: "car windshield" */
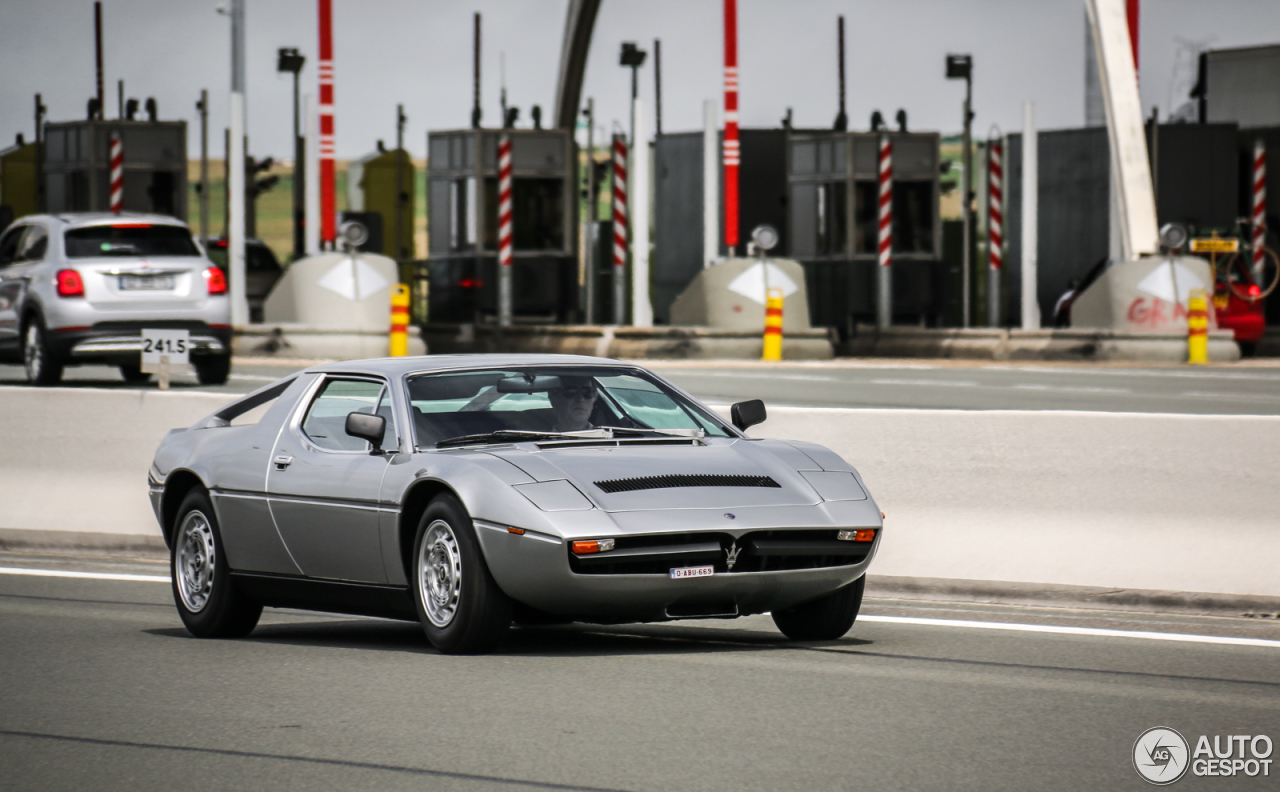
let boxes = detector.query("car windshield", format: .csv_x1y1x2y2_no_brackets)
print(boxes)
65,224,200,258
405,366,733,448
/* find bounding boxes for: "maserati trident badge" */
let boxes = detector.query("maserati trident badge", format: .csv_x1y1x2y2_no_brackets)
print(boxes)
725,541,742,570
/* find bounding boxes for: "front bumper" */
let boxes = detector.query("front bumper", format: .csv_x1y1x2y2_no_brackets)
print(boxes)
476,501,883,622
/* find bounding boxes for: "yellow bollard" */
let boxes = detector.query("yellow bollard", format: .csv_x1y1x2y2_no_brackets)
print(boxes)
389,283,411,357
762,286,784,361
1187,288,1209,365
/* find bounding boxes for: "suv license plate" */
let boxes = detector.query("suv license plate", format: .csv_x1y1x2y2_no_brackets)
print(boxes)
670,565,714,579
120,275,174,291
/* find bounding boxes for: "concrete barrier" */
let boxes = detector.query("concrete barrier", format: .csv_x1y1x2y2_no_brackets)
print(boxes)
2,387,1277,597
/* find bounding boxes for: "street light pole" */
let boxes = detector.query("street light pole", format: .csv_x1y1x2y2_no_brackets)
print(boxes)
619,42,647,144
277,47,306,260
947,54,974,328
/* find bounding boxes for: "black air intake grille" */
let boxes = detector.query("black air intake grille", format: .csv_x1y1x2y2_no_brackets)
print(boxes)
594,474,781,494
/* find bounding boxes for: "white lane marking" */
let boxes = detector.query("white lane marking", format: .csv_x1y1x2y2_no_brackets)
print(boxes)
703,403,1280,420
1182,391,1280,401
871,378,978,387
0,385,228,398
0,567,169,583
860,615,1280,649
230,374,284,382
681,371,841,382
1012,384,1131,394
4,566,1275,650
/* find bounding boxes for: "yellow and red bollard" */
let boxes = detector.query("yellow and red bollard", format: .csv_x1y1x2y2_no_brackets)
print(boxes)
762,287,784,361
1187,288,1209,365
389,283,410,357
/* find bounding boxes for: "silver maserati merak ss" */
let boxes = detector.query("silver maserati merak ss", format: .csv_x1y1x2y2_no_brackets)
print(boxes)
150,354,883,653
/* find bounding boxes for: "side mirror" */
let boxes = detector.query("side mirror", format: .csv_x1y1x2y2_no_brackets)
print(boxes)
345,411,386,453
730,399,767,431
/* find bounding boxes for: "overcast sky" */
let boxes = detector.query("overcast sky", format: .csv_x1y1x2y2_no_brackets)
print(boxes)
2,0,1278,160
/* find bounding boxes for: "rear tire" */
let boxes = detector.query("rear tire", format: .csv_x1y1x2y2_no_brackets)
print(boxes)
119,363,151,383
23,318,63,386
195,353,231,386
171,488,262,638
772,575,865,641
411,495,512,654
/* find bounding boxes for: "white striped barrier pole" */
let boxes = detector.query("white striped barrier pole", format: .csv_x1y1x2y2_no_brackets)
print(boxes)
876,135,893,329
612,134,628,325
109,132,123,214
1253,139,1266,277
497,135,514,327
988,137,1004,327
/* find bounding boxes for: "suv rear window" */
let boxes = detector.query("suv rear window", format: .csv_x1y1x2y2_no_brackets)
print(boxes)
64,224,200,258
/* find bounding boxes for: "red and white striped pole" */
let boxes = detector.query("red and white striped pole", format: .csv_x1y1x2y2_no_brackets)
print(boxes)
611,134,629,325
987,137,1004,327
722,0,739,254
317,0,336,247
1252,139,1266,277
497,135,514,326
109,132,123,214
876,135,893,328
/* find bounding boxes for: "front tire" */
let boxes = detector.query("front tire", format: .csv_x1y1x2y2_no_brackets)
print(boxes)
411,495,512,654
195,353,231,386
772,575,865,641
170,488,262,638
23,318,63,385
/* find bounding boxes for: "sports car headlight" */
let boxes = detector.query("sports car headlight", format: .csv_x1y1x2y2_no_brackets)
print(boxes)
513,480,595,511
800,471,867,502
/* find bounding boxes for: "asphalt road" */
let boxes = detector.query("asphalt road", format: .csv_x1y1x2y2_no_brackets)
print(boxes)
2,556,1278,791
4,358,1280,415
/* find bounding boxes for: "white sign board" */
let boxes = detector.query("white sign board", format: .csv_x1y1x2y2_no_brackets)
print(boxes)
141,329,190,366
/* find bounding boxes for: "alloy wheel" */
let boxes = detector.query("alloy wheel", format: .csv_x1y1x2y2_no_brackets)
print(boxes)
175,511,217,612
419,520,462,627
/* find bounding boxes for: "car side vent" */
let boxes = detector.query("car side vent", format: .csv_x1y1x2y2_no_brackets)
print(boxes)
594,474,781,494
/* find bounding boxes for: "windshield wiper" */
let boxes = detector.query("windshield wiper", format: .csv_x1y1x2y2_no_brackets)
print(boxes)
606,427,706,438
435,429,610,449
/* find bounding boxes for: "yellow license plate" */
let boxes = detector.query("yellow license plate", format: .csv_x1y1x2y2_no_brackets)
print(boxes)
1190,238,1239,253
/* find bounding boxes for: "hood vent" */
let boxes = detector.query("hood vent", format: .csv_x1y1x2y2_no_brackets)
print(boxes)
594,474,781,494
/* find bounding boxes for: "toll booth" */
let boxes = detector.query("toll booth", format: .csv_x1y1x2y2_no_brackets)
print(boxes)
1002,122,1249,326
347,146,415,261
787,130,942,331
0,140,40,229
42,120,187,218
653,128,942,335
426,128,577,323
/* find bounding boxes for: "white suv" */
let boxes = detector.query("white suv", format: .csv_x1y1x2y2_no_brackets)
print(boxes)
0,213,232,385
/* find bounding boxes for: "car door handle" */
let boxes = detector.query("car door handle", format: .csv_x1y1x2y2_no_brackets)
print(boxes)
273,454,294,470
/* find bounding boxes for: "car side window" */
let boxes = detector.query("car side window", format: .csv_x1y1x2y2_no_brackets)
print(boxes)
0,226,26,269
15,226,48,262
301,378,391,452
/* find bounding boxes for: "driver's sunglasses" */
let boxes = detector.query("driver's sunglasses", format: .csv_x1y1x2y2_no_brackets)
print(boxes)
561,386,596,400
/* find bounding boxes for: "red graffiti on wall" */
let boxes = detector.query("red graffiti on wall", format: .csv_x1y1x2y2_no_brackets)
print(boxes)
1128,297,1188,329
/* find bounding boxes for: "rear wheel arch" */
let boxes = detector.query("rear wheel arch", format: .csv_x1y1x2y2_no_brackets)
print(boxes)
162,470,210,546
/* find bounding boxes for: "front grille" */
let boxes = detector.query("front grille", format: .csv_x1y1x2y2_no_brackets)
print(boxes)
594,474,781,494
568,529,872,575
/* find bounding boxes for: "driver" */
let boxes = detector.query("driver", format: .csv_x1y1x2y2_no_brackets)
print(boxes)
548,376,598,432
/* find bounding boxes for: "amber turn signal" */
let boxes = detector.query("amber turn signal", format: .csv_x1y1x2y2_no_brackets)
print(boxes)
571,538,615,554
837,529,877,543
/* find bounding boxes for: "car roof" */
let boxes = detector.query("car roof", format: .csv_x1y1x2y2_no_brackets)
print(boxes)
19,212,191,230
304,354,649,379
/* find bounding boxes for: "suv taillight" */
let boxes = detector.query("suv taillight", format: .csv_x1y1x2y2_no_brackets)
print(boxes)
204,267,227,295
56,269,85,297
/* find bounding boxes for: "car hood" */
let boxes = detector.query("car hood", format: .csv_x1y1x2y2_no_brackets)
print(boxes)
486,439,823,511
